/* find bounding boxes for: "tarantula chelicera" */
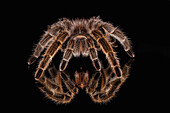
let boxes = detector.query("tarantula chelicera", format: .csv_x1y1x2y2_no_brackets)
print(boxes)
28,17,135,103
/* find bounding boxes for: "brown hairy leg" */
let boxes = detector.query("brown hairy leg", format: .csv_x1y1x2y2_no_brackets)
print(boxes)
28,26,63,65
86,38,101,71
37,64,78,104
35,32,69,80
91,30,122,77
59,39,75,71
86,59,134,103
102,24,135,57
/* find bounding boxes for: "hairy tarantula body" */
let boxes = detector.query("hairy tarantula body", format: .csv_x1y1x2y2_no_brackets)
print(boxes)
28,17,135,103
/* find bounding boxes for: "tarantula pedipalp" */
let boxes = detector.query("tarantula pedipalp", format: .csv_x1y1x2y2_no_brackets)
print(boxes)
28,17,135,80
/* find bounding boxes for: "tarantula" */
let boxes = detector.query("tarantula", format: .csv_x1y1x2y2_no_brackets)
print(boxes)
28,16,135,103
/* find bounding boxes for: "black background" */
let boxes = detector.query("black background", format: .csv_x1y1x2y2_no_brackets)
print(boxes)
18,0,170,112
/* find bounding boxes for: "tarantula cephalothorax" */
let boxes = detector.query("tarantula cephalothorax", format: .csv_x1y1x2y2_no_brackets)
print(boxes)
28,17,135,103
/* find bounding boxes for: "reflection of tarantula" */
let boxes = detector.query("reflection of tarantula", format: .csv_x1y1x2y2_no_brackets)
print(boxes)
28,17,135,103
37,59,134,103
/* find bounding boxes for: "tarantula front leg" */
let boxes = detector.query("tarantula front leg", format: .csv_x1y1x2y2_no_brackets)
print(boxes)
91,30,122,77
102,24,135,57
35,32,69,80
28,33,53,65
59,39,75,71
28,26,63,65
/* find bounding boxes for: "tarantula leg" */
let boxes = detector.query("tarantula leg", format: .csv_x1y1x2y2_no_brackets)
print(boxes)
35,32,69,80
90,78,122,103
47,64,64,92
40,87,73,103
108,36,118,48
37,68,75,103
88,59,134,103
86,72,101,94
112,28,135,57
38,79,73,103
122,59,134,80
59,39,75,71
51,93,73,103
28,33,53,65
28,25,64,65
103,25,135,57
60,72,78,94
100,59,134,102
91,30,122,77
47,64,58,78
87,39,101,71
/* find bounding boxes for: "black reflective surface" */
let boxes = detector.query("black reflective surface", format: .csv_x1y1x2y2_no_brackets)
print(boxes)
21,0,170,112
